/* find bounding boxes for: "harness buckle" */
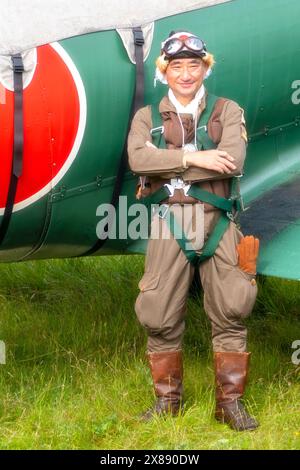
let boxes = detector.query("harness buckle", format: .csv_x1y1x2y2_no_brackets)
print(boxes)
150,125,164,135
157,204,170,219
164,178,191,197
163,183,175,197
229,175,249,213
238,195,247,212
226,211,236,222
197,125,207,132
229,193,249,213
183,184,191,196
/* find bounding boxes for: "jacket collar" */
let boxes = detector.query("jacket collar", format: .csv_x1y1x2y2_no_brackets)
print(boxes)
159,87,208,116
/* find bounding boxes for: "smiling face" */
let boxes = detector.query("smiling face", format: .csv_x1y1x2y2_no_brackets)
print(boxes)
165,57,208,106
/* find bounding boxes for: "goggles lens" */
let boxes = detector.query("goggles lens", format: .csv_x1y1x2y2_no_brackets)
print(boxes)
185,36,205,51
163,36,206,56
164,38,182,55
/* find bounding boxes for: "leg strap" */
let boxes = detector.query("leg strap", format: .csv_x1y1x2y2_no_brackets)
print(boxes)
165,209,230,266
142,177,244,265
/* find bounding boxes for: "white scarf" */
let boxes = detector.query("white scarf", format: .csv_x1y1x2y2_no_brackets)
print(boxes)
167,85,205,151
168,85,205,120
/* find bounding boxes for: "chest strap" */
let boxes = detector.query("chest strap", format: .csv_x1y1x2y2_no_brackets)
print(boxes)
144,183,236,212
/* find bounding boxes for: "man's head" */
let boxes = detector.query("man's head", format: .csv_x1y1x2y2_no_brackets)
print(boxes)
155,30,215,104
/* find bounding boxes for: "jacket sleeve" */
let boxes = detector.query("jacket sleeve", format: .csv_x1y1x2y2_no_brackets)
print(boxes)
127,100,247,180
217,99,247,176
181,99,247,182
127,105,185,175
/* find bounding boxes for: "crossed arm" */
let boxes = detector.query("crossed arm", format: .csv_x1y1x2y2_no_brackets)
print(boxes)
127,100,247,182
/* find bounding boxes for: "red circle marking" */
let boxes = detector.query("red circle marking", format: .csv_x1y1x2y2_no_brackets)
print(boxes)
0,44,80,209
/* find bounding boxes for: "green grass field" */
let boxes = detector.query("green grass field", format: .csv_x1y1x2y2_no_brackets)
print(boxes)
0,255,299,450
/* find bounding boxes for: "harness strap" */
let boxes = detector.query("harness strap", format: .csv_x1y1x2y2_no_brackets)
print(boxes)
166,208,230,266
150,103,166,149
196,94,219,150
142,179,238,214
143,93,245,265
144,186,170,205
196,212,230,263
187,185,234,212
132,27,145,115
167,209,200,266
146,177,239,265
0,53,24,246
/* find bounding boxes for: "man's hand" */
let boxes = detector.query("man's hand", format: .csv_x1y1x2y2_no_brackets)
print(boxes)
236,236,260,275
185,149,237,174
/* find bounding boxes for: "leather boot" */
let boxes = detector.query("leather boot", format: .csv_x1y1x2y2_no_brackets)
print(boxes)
214,351,259,431
141,350,183,421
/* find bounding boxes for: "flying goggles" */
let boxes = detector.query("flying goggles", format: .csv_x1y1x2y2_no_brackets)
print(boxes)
162,35,207,58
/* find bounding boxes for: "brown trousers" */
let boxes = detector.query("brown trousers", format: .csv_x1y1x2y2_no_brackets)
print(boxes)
135,205,257,353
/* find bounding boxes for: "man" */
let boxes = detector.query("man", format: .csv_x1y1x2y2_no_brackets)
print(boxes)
127,30,259,431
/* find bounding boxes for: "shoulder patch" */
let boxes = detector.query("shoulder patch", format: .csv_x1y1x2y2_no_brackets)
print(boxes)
239,106,248,143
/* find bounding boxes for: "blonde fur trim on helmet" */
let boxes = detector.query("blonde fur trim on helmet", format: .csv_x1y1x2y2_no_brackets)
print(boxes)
155,51,215,74
202,52,215,69
154,51,215,86
155,54,169,74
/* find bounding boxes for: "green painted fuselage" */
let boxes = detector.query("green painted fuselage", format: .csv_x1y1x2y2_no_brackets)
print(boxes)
1,0,300,280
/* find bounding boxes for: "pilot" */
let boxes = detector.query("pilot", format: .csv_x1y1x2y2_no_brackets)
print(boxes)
127,30,259,431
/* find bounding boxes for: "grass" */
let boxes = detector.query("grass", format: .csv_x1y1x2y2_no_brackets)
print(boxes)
0,255,299,450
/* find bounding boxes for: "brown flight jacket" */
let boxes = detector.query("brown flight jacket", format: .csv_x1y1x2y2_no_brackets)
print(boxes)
127,91,247,239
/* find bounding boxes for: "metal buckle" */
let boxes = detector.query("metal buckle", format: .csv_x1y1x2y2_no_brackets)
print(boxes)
12,54,24,73
157,204,170,219
150,126,164,135
226,211,236,222
165,178,191,196
229,194,248,213
238,195,247,212
230,175,249,213
183,184,191,196
196,125,207,132
163,183,175,197
133,28,145,46
170,177,184,189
